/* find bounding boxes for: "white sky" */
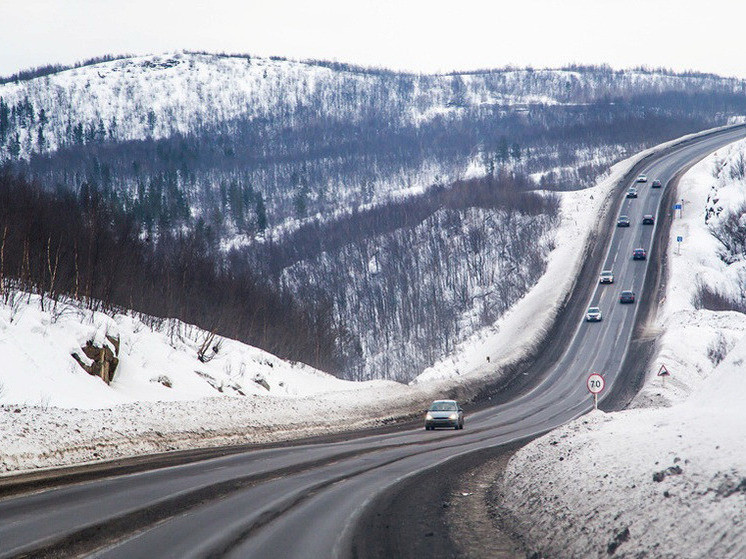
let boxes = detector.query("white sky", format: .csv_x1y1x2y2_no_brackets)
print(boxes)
2,0,746,78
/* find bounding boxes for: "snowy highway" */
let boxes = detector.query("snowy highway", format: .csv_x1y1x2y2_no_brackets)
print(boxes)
1,126,745,559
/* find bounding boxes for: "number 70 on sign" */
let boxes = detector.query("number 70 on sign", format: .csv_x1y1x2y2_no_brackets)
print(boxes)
587,373,605,410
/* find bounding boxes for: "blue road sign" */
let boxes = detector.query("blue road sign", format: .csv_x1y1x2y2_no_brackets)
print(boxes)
677,236,683,242
674,204,682,210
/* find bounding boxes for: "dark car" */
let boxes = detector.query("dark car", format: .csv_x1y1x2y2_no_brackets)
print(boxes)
626,187,638,199
651,179,662,188
617,215,631,227
642,214,655,225
619,290,636,304
425,400,464,430
633,248,647,260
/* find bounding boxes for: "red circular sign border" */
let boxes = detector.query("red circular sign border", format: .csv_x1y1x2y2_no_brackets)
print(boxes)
587,373,605,394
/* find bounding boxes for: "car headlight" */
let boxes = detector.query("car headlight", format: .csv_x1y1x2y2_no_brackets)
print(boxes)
426,413,433,420
449,413,458,420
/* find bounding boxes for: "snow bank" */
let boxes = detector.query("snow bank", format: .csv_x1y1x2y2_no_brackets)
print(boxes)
496,136,746,558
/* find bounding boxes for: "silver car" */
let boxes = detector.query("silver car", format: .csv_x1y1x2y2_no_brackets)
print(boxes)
425,400,464,430
585,307,602,322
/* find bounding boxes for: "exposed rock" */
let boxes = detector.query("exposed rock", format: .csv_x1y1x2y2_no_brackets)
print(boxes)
71,337,120,384
150,375,173,388
716,477,746,498
253,374,270,391
607,526,630,555
652,465,683,482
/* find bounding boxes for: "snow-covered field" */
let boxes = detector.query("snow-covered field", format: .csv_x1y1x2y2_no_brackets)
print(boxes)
496,138,746,558
0,127,736,476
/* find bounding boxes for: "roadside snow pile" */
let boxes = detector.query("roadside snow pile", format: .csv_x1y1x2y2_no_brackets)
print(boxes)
495,138,746,558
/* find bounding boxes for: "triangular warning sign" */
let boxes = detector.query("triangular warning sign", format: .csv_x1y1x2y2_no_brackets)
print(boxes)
657,364,670,377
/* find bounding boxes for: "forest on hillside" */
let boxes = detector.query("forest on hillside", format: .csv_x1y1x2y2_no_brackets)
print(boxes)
0,171,343,371
2,53,746,380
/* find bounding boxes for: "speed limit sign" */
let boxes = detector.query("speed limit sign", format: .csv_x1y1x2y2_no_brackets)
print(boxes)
587,373,605,394
587,373,605,410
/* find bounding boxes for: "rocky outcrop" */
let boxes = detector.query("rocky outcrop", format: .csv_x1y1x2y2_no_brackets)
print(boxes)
72,335,120,384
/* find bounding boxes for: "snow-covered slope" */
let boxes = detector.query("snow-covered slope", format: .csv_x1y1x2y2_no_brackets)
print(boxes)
1,52,744,161
0,292,396,409
496,138,746,558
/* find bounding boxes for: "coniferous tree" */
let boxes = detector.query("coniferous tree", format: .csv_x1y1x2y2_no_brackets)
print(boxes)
256,195,268,232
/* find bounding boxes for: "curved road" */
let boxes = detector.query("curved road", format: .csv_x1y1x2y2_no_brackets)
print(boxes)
1,126,744,559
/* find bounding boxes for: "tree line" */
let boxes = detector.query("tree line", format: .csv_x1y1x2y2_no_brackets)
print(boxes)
0,170,344,372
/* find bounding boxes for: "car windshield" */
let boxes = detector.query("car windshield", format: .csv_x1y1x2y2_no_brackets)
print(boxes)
601,271,612,276
620,216,628,220
429,401,457,411
588,307,600,313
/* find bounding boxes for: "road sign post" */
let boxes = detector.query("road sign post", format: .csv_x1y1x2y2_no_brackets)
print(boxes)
676,235,683,255
658,364,670,387
674,203,682,218
587,373,605,410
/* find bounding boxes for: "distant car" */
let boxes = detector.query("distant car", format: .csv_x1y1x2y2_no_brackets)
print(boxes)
425,400,464,430
585,307,603,322
617,215,631,227
651,179,662,188
633,248,647,260
642,214,655,225
626,187,638,198
599,270,614,284
636,174,648,183
619,290,636,304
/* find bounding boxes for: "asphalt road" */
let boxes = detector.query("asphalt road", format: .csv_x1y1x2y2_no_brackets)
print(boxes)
1,126,744,559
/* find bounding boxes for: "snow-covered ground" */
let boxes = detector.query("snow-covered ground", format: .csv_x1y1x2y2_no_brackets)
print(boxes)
0,292,398,409
496,138,746,558
0,127,737,475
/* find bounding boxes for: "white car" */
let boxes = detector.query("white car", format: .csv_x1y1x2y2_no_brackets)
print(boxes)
586,307,602,322
599,270,614,284
636,174,648,183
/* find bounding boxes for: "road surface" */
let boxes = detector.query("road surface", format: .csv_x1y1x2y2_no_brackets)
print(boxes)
1,126,744,559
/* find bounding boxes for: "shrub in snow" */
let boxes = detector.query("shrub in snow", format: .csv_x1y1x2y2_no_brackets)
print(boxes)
707,332,729,365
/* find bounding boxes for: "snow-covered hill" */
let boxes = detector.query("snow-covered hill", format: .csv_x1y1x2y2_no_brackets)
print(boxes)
495,138,746,558
1,52,744,162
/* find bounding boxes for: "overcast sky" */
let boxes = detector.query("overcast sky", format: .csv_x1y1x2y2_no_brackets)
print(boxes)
2,0,746,78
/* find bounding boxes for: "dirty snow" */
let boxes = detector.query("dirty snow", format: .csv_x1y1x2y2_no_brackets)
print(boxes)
497,137,746,558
